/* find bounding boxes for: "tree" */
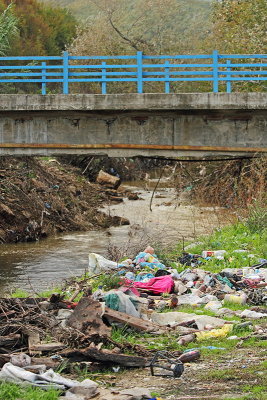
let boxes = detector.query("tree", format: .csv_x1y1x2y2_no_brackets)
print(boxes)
69,0,210,57
207,0,267,53
0,0,77,55
0,3,18,55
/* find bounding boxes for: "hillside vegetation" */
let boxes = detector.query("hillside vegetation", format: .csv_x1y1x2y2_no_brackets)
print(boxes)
40,0,212,44
0,0,77,55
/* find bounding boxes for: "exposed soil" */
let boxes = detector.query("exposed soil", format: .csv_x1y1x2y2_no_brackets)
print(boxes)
98,347,266,399
0,156,128,244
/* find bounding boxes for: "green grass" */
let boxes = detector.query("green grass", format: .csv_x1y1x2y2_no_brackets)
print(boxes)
38,288,62,298
0,383,60,400
158,222,267,271
10,289,29,298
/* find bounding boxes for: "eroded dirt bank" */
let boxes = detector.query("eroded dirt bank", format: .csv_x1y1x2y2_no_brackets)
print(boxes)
0,157,127,245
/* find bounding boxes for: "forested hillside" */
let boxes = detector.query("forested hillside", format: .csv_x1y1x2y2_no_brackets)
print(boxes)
0,0,77,55
41,0,212,44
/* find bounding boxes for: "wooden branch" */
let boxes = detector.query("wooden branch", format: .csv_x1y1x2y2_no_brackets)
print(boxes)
104,307,165,333
62,347,148,367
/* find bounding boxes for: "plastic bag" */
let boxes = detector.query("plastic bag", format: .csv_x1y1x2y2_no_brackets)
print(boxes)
104,290,140,318
88,253,118,275
196,324,233,341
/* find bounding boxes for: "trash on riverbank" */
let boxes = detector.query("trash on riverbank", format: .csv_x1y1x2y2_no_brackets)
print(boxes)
0,244,266,398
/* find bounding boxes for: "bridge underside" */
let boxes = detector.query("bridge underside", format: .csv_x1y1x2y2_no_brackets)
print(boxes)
0,93,266,157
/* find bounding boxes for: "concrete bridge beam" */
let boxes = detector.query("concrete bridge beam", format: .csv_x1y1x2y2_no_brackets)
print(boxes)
0,93,266,157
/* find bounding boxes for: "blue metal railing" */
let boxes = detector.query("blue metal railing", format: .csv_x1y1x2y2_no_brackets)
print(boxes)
0,50,266,94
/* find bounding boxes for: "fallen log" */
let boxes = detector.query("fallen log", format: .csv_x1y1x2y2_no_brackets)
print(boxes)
104,307,165,333
61,347,148,367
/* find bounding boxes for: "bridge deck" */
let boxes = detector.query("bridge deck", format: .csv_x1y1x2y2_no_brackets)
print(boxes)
0,93,266,157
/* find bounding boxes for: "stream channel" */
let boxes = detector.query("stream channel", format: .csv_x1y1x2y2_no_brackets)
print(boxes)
0,178,233,295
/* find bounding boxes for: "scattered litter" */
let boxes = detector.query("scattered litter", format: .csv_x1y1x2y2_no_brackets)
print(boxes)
150,351,184,377
196,324,233,341
0,243,266,396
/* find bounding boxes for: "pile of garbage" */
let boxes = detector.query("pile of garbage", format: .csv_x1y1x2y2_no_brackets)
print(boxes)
0,246,266,399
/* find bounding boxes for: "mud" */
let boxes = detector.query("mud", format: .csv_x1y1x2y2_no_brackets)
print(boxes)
0,156,126,245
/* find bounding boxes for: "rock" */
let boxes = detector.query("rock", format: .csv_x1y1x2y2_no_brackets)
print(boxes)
66,379,99,399
96,170,121,189
118,387,152,399
92,387,151,400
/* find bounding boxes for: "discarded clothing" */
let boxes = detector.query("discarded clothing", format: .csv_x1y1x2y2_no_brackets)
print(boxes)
104,290,140,318
0,363,98,391
134,252,166,270
132,275,174,294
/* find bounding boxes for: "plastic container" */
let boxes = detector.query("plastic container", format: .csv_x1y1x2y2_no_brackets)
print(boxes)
202,250,226,258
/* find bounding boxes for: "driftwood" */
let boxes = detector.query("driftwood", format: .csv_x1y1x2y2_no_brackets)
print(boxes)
104,307,165,333
61,347,148,367
30,342,66,352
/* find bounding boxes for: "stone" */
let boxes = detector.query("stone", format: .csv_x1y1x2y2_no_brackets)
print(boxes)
118,387,151,399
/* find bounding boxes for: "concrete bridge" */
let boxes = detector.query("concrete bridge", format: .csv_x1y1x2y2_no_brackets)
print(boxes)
0,93,266,158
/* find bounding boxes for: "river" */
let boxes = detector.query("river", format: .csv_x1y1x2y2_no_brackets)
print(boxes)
0,178,233,295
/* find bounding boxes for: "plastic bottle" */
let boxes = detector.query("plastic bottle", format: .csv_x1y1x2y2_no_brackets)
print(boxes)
202,250,226,258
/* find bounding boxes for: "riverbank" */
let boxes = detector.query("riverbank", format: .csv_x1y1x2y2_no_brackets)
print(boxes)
1,160,238,295
0,156,130,245
0,220,266,400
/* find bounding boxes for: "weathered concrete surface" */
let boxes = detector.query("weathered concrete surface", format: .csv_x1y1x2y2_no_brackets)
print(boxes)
0,93,266,157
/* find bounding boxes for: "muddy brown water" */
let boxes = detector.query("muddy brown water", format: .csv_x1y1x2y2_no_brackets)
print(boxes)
0,179,233,295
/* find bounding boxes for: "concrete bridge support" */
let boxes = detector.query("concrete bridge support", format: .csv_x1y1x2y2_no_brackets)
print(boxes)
0,93,266,157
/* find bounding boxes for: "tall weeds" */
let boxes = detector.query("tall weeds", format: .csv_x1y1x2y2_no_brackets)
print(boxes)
174,156,267,209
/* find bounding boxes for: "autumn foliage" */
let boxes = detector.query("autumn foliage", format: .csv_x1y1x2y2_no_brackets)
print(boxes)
0,0,77,55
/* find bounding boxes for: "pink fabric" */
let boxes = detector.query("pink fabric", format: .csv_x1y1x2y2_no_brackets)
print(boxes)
132,275,174,294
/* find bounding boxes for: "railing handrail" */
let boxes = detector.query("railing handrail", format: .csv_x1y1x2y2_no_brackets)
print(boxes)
0,50,266,95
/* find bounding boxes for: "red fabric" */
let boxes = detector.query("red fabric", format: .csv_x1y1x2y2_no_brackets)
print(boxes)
132,275,174,294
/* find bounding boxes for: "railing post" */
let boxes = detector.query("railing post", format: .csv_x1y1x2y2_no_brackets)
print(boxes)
41,62,46,95
63,51,69,94
165,61,170,94
212,50,219,93
136,51,143,94
226,59,231,93
102,61,107,94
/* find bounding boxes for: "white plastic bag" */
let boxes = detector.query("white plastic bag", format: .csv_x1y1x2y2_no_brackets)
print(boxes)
88,253,118,275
